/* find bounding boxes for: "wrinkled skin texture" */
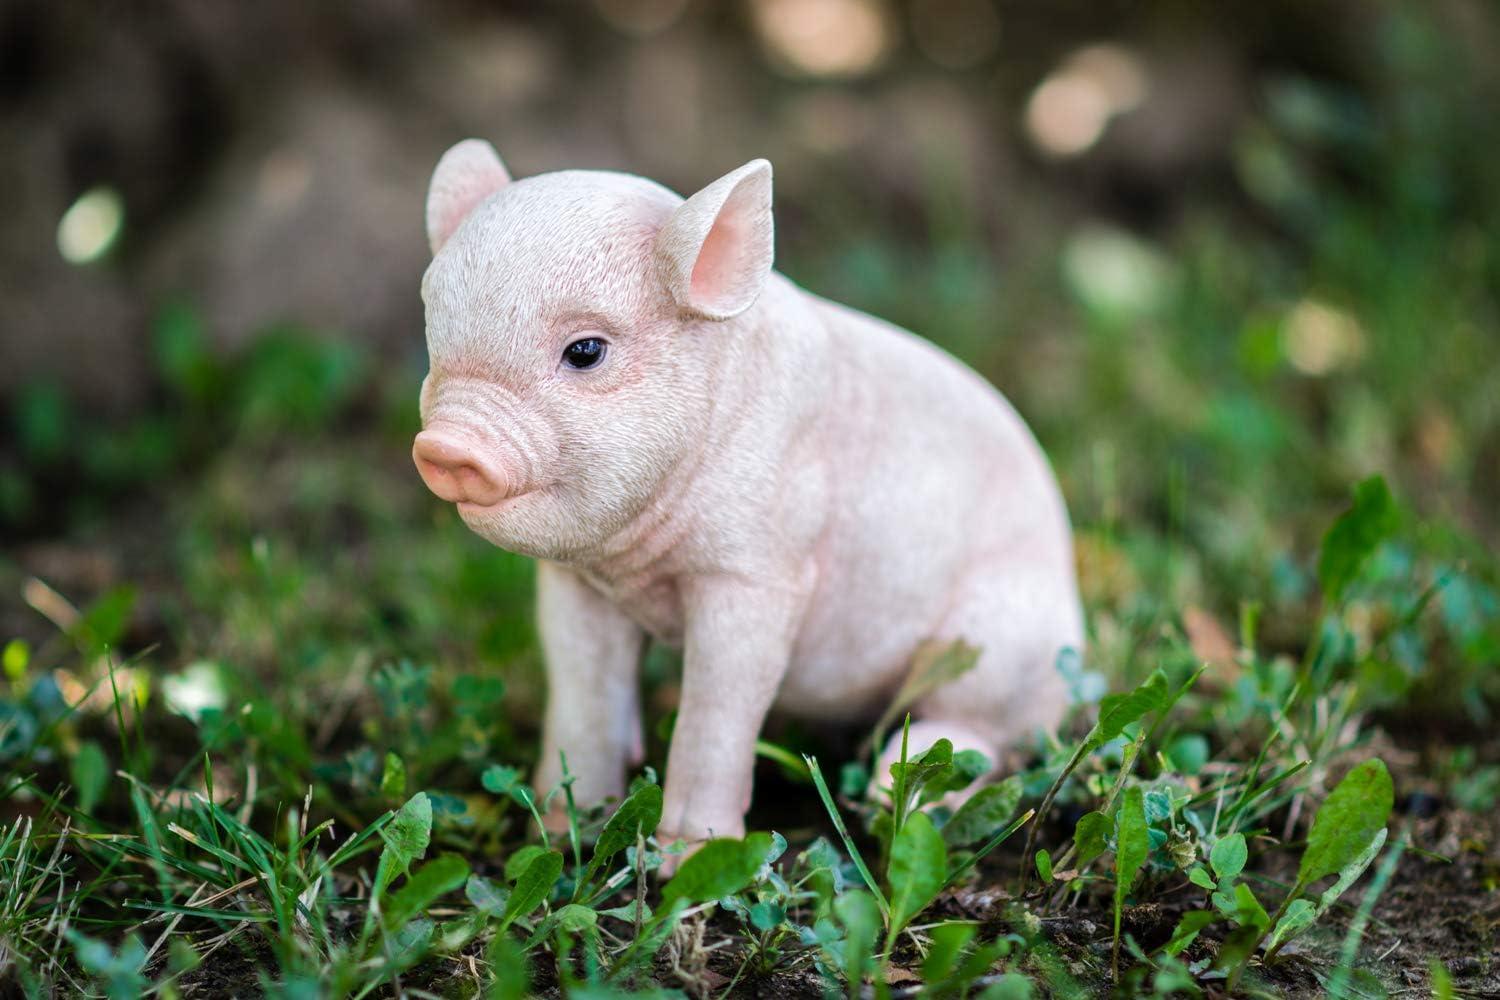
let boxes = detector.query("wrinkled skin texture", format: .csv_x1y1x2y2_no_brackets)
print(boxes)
415,140,1084,867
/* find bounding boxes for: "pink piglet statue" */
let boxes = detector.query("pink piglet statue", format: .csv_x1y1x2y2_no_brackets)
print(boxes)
412,139,1084,868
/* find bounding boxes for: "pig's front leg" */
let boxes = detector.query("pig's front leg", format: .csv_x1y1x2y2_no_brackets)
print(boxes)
659,576,802,865
535,561,645,830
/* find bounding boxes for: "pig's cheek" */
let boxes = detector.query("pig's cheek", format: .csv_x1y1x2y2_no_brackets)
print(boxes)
417,376,433,423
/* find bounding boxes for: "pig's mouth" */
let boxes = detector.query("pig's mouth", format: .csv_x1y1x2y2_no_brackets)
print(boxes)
457,493,529,516
455,482,551,518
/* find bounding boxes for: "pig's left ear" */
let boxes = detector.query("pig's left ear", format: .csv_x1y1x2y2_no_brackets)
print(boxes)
426,139,512,255
655,159,774,320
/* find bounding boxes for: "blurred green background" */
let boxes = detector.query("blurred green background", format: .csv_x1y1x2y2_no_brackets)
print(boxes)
1,0,1496,804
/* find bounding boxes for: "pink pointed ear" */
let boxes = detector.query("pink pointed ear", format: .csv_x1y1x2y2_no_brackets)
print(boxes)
655,159,774,319
425,139,511,255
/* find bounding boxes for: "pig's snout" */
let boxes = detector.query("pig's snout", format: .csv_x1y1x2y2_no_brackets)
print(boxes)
412,430,510,507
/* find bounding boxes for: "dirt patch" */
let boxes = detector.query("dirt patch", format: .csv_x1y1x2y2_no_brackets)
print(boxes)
174,934,275,998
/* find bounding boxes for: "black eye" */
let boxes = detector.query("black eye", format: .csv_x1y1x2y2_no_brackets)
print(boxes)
562,337,607,370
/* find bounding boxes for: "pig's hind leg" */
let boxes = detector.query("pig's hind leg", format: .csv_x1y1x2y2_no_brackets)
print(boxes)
878,561,1081,790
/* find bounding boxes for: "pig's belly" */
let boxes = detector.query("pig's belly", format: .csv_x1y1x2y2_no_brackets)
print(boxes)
772,648,914,722
771,561,960,723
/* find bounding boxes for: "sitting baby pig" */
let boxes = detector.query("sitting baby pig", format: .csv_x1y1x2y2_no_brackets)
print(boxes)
413,139,1084,859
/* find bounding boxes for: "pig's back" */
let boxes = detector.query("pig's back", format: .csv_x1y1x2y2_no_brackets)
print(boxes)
776,294,1075,717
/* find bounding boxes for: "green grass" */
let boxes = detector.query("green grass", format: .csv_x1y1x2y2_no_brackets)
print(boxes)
2,5,1498,995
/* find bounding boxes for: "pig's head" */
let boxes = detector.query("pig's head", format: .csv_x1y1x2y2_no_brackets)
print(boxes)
414,140,774,560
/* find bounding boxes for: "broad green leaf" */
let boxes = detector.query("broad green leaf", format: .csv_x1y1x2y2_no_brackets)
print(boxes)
944,776,1022,847
68,930,149,1000
888,811,947,933
1167,733,1210,775
1270,826,1388,952
1210,833,1248,880
1213,924,1263,973
921,922,977,983
749,901,785,931
950,749,992,784
465,874,508,915
1143,786,1175,825
384,854,469,930
661,833,772,905
1231,881,1270,931
1163,910,1216,956
1431,958,1455,1000
585,783,662,883
375,792,432,896
838,760,870,799
1035,849,1053,883
922,748,993,803
2,639,29,679
1297,758,1393,886
978,974,1035,1000
832,889,881,988
481,765,539,815
1314,825,1388,909
72,586,136,657
1318,475,1399,603
153,300,219,401
499,849,562,930
504,844,546,882
1113,786,1149,951
1073,810,1111,868
487,933,529,1000
950,938,1012,989
381,752,406,799
1265,898,1316,952
1084,671,1169,755
435,912,486,956
889,738,954,800
1187,865,1216,890
554,903,598,933
71,739,108,814
598,900,654,923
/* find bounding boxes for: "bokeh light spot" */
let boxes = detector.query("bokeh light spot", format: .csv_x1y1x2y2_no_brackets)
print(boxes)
1061,225,1174,319
1282,299,1366,375
752,0,890,79
57,186,124,264
1025,44,1148,158
162,661,230,721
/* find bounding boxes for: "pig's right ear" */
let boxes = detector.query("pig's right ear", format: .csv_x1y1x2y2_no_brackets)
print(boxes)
655,159,774,320
426,139,511,255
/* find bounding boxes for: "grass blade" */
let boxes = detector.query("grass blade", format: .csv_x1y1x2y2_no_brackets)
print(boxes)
804,754,889,922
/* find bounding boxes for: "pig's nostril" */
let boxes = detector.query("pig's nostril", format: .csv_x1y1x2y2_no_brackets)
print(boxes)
412,431,508,506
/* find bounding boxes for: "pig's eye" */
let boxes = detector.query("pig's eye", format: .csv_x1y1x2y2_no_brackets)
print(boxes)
562,337,607,370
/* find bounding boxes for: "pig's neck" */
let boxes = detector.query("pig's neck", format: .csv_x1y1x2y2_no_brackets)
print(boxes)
578,277,827,593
